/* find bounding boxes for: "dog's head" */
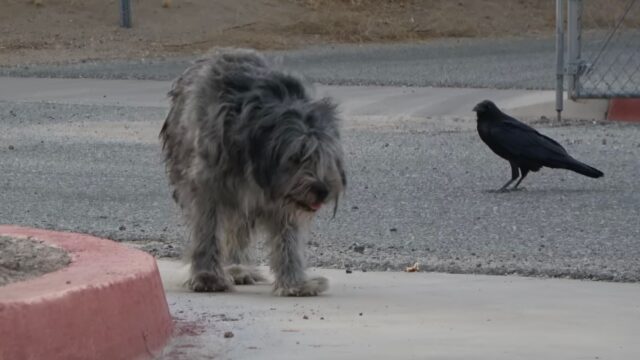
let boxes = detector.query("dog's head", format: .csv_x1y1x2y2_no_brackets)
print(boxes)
245,76,346,214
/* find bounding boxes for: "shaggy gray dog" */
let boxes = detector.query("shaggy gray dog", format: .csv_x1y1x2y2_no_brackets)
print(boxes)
160,49,346,296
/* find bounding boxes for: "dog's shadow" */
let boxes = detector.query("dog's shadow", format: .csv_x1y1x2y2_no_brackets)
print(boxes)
159,261,329,298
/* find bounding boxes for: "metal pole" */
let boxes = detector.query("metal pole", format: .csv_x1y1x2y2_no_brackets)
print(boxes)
120,0,132,28
555,0,565,121
567,0,583,100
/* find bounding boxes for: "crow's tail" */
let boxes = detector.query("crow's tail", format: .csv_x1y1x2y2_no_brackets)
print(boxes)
564,159,604,178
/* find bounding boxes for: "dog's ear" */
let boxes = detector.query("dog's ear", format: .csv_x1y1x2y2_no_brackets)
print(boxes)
332,157,346,219
312,98,339,129
336,158,347,188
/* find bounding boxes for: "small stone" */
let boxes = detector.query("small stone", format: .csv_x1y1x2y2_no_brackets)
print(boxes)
345,268,353,274
119,225,126,231
302,315,309,320
389,228,397,233
359,312,363,316
320,317,324,320
8,145,15,150
352,245,365,254
224,331,234,338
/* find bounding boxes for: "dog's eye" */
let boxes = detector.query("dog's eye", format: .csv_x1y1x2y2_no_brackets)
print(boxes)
288,155,301,165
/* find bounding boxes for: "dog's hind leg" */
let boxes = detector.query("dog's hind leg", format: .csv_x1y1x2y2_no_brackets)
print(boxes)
269,226,328,296
186,198,234,292
223,219,266,285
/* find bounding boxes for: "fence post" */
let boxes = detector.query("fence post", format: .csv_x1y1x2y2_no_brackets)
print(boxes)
120,0,132,28
556,0,565,121
567,0,583,100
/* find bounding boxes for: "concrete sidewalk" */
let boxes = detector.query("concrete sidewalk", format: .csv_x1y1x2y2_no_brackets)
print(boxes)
0,76,607,120
157,260,640,360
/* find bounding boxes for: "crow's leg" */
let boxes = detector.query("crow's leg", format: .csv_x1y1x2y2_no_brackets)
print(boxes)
512,168,530,190
497,162,520,192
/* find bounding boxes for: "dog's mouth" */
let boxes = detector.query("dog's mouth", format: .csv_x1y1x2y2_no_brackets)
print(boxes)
297,201,323,212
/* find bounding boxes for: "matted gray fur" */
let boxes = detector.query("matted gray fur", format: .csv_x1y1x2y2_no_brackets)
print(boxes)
160,48,346,296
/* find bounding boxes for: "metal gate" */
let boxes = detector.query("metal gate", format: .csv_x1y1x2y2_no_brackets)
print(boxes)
95,1,640,101
558,0,640,102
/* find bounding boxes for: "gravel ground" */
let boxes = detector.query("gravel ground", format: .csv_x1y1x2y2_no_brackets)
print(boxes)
0,236,70,287
1,100,639,281
1,38,638,282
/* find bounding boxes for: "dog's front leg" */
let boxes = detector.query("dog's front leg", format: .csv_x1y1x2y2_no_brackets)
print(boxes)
187,202,233,292
270,227,328,296
224,220,265,285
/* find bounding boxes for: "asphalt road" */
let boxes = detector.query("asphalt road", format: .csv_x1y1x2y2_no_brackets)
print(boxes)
0,36,610,89
1,76,638,281
2,33,636,92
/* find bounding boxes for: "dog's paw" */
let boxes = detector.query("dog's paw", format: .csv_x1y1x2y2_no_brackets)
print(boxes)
187,271,234,292
225,265,266,285
273,276,328,297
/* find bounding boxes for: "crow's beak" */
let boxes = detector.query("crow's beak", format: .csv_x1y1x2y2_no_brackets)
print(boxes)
472,104,479,112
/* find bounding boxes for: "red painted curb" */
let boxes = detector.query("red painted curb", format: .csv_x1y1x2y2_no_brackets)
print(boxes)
607,98,640,122
0,226,173,360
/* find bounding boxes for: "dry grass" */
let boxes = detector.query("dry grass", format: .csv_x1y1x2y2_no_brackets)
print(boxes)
287,0,640,43
0,0,638,65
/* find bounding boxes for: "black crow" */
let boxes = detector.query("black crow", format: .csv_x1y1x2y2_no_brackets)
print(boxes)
473,100,604,192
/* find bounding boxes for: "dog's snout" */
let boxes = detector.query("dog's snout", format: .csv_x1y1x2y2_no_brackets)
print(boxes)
311,182,329,202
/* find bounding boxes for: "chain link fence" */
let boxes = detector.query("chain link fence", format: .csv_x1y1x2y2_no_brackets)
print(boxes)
566,0,640,99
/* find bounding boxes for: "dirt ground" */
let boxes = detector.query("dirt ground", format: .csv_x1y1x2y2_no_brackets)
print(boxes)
0,0,635,66
0,236,70,287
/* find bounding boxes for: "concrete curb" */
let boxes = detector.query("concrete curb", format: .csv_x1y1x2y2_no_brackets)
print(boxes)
0,226,173,360
607,98,640,122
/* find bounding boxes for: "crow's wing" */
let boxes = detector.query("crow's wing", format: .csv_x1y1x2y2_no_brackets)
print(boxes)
502,116,567,148
490,117,570,164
